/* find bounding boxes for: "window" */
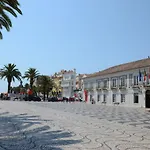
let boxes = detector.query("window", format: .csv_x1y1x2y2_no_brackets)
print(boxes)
129,74,132,86
112,94,116,102
97,94,100,102
120,77,125,86
90,82,94,89
59,81,61,85
64,76,69,80
85,82,88,88
103,94,106,102
134,76,138,85
134,93,139,103
71,75,74,79
121,94,125,103
104,80,107,88
97,81,101,88
112,78,117,87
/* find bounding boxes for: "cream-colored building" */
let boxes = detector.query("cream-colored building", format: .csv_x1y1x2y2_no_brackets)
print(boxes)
51,71,63,97
82,58,150,108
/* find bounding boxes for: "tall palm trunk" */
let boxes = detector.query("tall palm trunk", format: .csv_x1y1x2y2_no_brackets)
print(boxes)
7,82,11,93
46,91,49,99
30,79,33,91
30,83,33,90
43,91,46,101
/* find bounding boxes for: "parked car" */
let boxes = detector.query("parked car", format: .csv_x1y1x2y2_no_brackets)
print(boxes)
3,96,10,100
33,96,41,102
23,95,41,102
48,97,58,102
13,97,19,101
63,97,69,102
68,97,75,102
58,97,63,102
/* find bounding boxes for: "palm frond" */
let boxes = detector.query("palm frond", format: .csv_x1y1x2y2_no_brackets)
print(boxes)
0,16,10,31
0,0,22,39
0,31,2,39
2,6,17,17
24,68,40,89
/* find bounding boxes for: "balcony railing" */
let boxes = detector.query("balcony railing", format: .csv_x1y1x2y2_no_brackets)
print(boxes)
96,87,102,91
131,84,140,89
84,87,94,91
102,86,109,90
88,88,94,91
111,86,118,90
61,81,70,87
142,83,150,88
119,85,127,89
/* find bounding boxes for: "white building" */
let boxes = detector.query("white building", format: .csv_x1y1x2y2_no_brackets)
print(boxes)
61,69,76,98
82,58,150,108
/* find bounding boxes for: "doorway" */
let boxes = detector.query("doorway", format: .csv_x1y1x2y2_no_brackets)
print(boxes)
145,90,150,108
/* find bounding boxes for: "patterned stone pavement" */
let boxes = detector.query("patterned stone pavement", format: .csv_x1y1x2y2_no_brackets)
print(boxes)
0,101,150,150
33,102,150,129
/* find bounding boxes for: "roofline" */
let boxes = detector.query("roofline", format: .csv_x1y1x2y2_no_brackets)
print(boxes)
84,65,150,79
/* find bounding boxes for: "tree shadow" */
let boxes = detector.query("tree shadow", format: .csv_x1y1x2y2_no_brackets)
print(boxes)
0,112,82,150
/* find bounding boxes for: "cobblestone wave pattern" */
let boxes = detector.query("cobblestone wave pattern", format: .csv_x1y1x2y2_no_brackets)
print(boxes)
0,101,150,150
0,111,81,150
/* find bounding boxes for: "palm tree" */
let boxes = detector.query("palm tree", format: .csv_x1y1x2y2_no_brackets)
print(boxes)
0,0,22,39
37,75,54,100
23,68,39,90
24,83,29,91
0,63,22,93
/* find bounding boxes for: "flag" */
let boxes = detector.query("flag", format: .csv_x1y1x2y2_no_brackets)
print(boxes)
144,69,147,81
139,70,142,81
137,75,138,84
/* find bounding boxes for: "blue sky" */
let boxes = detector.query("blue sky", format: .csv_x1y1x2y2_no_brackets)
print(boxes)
1,0,150,92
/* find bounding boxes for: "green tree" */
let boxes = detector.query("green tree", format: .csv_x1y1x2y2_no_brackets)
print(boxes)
0,63,22,93
0,0,22,39
23,68,39,90
37,75,54,100
12,86,20,94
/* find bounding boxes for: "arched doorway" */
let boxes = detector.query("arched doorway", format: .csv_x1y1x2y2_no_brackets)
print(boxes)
145,90,150,108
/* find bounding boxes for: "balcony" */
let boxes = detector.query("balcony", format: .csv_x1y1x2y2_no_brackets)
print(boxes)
111,86,118,90
119,85,127,90
143,83,150,89
84,87,94,91
88,87,94,91
131,84,140,89
96,87,102,91
102,86,108,90
61,81,70,87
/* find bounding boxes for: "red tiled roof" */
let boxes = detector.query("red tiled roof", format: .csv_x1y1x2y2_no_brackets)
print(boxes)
77,74,87,77
85,58,150,78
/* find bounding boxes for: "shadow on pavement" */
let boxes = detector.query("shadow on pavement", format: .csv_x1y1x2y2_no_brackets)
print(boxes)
0,112,81,150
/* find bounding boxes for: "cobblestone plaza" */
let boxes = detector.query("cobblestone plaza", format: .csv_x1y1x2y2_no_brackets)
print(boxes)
0,101,150,150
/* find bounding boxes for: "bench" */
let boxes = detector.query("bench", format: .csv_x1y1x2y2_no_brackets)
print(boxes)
114,102,120,105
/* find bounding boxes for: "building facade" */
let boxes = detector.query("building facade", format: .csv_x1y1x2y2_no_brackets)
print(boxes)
74,74,87,99
51,71,63,97
61,69,76,98
83,58,150,108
